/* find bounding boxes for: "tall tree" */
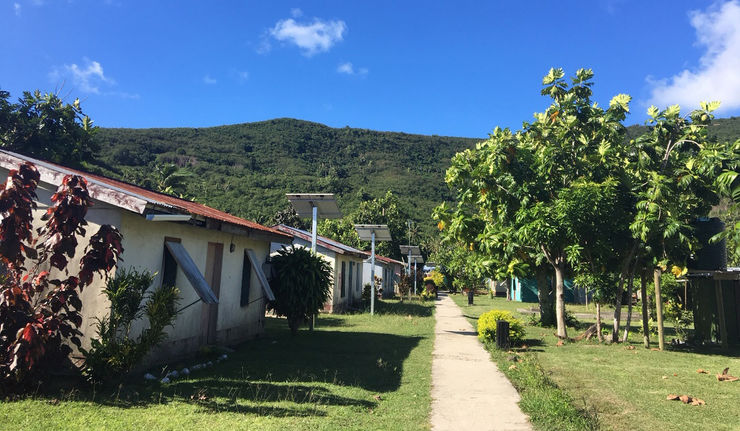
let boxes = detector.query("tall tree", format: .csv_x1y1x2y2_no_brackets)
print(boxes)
437,68,630,339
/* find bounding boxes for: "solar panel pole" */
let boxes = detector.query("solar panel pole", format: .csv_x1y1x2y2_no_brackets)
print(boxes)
370,230,376,315
413,257,417,295
407,247,412,276
311,204,318,252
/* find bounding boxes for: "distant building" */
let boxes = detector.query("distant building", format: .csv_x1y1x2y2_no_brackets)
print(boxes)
361,252,405,298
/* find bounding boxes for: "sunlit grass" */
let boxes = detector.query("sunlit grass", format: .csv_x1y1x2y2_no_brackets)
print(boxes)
451,294,740,431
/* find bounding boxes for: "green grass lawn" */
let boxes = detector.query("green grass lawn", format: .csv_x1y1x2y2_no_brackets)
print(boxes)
0,299,435,431
451,294,740,431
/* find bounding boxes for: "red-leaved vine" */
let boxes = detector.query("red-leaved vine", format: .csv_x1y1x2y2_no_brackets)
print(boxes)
0,162,123,390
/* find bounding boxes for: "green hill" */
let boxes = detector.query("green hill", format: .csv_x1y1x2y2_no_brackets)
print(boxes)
92,118,480,234
91,116,740,236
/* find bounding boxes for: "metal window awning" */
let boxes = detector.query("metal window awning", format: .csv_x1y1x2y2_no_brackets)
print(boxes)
165,241,219,304
245,249,276,302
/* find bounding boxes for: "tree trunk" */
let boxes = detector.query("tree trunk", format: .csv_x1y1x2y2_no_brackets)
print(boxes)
612,253,636,342
596,302,604,342
654,268,665,350
554,263,568,339
640,271,650,348
621,268,636,343
536,267,555,327
612,275,625,342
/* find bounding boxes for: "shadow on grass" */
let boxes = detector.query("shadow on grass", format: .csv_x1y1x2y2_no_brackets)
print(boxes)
17,325,422,417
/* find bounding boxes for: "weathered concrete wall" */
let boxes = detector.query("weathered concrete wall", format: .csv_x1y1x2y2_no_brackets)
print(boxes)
120,211,271,360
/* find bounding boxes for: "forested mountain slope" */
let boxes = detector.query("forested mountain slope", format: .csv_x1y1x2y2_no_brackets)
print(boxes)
91,116,740,235
92,118,480,233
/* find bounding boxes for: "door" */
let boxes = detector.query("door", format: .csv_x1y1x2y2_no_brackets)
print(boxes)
202,242,223,345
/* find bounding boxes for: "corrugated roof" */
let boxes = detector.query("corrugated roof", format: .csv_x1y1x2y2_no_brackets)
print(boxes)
0,150,291,241
274,224,366,258
361,251,405,266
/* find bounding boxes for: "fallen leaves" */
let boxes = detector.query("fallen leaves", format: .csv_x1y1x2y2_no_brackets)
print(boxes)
716,367,739,382
373,394,383,401
508,365,517,370
666,394,706,406
697,369,708,374
625,345,635,350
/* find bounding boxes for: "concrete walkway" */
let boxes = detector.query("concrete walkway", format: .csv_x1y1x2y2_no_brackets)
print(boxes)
430,293,532,431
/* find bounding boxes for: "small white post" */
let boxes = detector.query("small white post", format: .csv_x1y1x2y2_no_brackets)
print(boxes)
370,230,376,316
311,204,318,252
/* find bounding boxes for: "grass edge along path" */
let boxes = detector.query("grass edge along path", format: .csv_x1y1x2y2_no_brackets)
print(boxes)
449,294,600,431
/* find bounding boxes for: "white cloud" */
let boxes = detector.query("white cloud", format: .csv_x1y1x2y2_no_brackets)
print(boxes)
647,1,740,113
203,74,217,85
49,58,139,99
290,8,302,18
269,17,346,56
237,71,249,82
337,62,368,76
50,58,113,94
14,3,21,16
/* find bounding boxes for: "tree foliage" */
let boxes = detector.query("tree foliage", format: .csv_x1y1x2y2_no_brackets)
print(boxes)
435,68,739,343
0,90,98,166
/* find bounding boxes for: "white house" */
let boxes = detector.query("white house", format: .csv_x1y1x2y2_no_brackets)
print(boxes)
271,225,366,312
0,150,292,362
362,253,406,299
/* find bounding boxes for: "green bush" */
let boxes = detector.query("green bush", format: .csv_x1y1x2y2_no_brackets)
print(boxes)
420,286,435,301
82,268,179,383
267,246,332,335
477,310,526,344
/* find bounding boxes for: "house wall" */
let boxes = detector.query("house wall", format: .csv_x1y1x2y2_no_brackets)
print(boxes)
120,211,271,360
333,253,364,311
0,166,275,363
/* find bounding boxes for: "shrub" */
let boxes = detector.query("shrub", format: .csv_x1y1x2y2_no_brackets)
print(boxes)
396,272,412,299
267,246,332,335
82,268,179,383
0,164,123,392
477,310,526,344
362,276,382,303
420,286,435,301
664,299,692,342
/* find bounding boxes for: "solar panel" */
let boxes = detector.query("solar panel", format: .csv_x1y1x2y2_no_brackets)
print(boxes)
354,224,392,241
285,193,342,218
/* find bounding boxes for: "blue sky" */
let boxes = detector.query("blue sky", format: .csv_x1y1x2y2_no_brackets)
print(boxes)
3,0,740,138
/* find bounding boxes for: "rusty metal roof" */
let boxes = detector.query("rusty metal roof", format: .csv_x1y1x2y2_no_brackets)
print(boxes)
274,224,367,258
0,150,291,241
361,251,406,266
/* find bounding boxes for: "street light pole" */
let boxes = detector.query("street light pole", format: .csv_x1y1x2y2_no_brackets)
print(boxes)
413,257,417,295
370,230,376,315
311,204,318,252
